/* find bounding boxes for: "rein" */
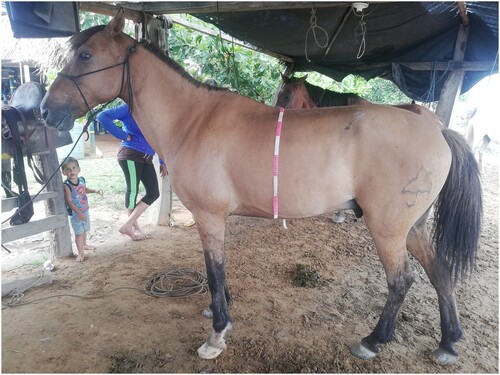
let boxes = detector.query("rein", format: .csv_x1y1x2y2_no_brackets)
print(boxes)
57,42,138,135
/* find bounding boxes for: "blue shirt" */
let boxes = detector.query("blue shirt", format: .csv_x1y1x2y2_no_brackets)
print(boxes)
96,104,164,165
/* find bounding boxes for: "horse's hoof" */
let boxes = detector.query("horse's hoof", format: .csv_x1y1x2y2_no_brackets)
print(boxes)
332,214,345,223
350,342,377,360
197,342,223,359
202,308,213,319
432,347,458,365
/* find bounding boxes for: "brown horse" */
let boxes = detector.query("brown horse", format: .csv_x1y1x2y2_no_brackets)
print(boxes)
276,75,440,123
276,76,444,223
276,75,370,108
41,12,482,365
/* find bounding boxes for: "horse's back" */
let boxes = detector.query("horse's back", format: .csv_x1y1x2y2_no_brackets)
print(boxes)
224,104,451,220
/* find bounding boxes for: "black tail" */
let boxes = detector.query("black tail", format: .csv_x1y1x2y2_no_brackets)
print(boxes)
433,128,482,282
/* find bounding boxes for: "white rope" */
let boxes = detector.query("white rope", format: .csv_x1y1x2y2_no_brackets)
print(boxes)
305,8,329,62
355,9,367,59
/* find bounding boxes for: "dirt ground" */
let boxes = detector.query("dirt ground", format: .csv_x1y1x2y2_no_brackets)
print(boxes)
1,136,498,373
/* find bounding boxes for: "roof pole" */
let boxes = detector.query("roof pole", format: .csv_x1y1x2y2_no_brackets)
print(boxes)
435,21,470,127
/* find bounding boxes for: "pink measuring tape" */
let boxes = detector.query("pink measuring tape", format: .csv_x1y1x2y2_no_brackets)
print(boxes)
273,107,285,219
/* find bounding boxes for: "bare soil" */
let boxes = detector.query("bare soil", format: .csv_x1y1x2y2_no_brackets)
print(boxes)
1,136,498,373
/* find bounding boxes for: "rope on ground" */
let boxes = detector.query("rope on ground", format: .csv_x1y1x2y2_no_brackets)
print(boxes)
144,267,208,298
2,267,208,309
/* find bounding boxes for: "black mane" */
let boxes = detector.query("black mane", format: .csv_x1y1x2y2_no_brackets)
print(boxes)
304,81,360,107
140,40,226,92
68,25,106,52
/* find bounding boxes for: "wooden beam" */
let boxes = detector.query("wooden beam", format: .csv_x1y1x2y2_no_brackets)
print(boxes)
79,2,143,23
2,192,58,213
457,2,469,26
436,24,470,127
1,214,68,244
118,2,353,15
399,60,497,72
35,151,73,258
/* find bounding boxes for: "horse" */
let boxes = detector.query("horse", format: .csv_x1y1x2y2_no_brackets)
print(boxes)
276,75,441,124
276,76,444,223
41,11,482,365
276,75,370,108
463,106,498,172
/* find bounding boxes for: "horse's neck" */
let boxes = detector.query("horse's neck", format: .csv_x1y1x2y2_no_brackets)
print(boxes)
305,82,355,107
125,48,213,161
295,84,315,108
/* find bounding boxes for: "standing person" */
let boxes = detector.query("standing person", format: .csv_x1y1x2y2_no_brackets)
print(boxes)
96,103,167,241
62,157,103,262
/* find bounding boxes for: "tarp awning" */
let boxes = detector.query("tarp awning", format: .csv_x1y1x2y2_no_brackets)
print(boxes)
192,2,498,101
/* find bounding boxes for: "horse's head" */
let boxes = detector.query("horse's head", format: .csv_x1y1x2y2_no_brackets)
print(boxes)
41,10,134,131
275,75,314,109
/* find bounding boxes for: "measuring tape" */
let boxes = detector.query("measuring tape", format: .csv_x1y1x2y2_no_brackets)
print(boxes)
273,107,285,219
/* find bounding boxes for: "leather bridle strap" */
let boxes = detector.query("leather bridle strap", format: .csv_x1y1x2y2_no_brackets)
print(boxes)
56,42,138,134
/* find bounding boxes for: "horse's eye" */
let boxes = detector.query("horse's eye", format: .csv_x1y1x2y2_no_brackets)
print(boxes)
79,52,91,61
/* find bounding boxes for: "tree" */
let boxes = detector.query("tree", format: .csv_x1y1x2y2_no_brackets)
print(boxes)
168,16,283,105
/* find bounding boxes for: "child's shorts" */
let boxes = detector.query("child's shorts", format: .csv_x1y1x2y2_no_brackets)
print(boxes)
70,210,90,236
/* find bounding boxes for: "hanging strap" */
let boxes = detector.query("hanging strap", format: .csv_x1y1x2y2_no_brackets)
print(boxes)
3,109,29,194
9,106,47,185
273,107,285,219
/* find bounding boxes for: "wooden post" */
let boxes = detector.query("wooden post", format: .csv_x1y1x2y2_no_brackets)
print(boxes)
35,149,73,258
435,24,470,127
148,155,172,226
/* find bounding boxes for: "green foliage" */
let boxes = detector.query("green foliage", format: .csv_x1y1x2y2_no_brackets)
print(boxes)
79,10,135,36
301,72,412,104
168,17,283,105
79,11,111,30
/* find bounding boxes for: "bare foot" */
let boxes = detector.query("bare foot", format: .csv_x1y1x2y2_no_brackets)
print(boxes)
84,244,96,250
119,225,146,241
76,255,84,262
134,229,152,240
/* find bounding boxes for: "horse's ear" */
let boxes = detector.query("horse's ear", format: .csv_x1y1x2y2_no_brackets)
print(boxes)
105,8,125,36
280,73,290,83
298,75,308,83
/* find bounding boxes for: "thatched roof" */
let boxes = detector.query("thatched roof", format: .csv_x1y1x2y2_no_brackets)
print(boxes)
1,15,68,74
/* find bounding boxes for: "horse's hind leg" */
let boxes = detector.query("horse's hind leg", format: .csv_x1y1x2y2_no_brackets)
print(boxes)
406,212,462,365
351,231,414,359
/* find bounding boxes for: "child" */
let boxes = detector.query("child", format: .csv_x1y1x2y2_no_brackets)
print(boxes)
62,157,103,262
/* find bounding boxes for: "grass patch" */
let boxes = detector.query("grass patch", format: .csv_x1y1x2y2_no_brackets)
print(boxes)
292,264,324,288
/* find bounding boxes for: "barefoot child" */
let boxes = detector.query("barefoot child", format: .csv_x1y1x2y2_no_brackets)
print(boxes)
62,157,103,262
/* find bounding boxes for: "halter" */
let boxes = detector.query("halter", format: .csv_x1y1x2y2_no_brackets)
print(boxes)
57,42,138,133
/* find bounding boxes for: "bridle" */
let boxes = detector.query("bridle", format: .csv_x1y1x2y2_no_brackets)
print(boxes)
56,42,139,133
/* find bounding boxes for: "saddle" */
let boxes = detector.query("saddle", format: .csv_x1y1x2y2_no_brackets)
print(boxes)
2,82,72,157
2,83,72,226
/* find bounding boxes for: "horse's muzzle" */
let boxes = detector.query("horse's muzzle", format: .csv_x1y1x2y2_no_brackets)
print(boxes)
40,96,77,132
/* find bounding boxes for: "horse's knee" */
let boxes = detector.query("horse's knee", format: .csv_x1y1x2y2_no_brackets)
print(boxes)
388,269,414,302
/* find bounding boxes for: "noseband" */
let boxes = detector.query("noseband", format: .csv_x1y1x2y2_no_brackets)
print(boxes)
57,42,138,131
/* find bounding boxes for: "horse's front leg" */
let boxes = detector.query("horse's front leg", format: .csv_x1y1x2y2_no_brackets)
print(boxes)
195,213,232,359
